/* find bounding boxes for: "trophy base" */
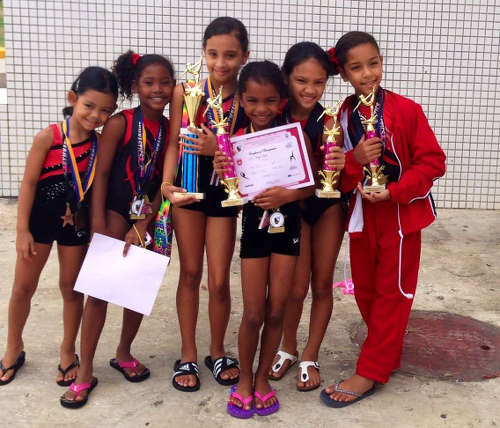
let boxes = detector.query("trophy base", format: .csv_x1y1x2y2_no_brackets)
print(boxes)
221,197,244,207
315,188,341,199
363,184,386,193
173,192,205,200
268,226,285,234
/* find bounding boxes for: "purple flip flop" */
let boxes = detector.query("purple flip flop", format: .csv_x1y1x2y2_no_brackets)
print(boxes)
254,388,280,416
227,385,254,419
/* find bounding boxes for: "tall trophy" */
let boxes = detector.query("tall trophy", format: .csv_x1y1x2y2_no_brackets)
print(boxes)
315,99,342,198
355,87,387,193
175,56,205,200
206,87,244,207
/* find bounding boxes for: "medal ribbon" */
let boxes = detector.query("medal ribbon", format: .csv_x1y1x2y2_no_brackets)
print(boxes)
136,111,164,196
61,117,97,203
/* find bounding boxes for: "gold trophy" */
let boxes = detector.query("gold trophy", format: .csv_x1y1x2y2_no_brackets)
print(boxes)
175,56,206,200
206,87,244,207
315,99,342,198
355,87,387,193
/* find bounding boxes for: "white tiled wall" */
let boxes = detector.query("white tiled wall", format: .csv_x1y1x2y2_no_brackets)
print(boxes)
1,0,499,208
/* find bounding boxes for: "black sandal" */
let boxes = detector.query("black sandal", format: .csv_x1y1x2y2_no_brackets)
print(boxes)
57,354,80,387
204,355,239,386
0,351,26,386
172,360,200,392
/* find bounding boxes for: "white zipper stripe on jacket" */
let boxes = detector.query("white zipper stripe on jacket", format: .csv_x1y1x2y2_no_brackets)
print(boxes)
396,204,414,300
390,131,413,299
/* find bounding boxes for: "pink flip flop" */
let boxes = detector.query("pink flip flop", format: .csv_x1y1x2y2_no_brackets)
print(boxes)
254,388,280,416
110,358,150,382
227,385,254,419
60,377,98,409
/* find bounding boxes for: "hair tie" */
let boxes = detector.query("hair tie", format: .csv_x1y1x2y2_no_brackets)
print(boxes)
131,53,141,66
327,47,340,69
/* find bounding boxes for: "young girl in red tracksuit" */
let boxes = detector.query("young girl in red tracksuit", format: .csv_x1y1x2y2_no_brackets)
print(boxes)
320,31,446,408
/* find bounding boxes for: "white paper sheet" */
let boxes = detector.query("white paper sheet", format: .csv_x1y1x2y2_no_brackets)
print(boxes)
74,233,169,316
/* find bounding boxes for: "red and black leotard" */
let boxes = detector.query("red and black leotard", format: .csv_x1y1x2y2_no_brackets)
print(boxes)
281,101,343,226
106,107,169,222
30,123,94,245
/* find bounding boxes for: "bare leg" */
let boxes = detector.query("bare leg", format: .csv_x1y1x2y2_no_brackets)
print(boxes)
172,207,205,389
270,220,311,378
205,216,238,381
0,243,51,382
64,210,128,401
255,253,296,409
233,257,269,410
298,204,344,390
56,244,87,384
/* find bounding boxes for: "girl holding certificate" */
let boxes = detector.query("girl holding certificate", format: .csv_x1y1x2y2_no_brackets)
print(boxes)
61,51,175,408
162,17,249,392
215,60,314,418
269,42,346,392
321,31,445,407
0,68,117,386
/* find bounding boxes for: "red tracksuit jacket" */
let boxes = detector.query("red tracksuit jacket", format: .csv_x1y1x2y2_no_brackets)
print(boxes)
339,90,446,236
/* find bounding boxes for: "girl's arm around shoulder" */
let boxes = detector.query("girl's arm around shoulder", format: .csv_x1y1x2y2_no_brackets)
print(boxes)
91,113,126,234
16,126,54,259
387,100,446,205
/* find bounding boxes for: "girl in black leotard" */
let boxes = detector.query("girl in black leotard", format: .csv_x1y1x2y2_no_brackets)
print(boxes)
269,42,346,392
0,67,117,388
61,51,174,409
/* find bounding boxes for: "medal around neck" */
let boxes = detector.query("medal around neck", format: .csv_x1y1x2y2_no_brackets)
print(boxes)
315,99,342,199
355,87,387,193
175,56,205,201
208,87,244,207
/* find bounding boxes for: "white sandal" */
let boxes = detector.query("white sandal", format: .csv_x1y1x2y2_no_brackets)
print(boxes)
269,350,298,380
297,361,320,391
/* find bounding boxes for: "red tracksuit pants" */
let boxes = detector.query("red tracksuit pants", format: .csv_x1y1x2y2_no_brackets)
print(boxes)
350,200,421,383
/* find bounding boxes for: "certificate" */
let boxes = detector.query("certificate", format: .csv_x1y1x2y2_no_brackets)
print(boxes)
230,122,314,199
74,233,169,316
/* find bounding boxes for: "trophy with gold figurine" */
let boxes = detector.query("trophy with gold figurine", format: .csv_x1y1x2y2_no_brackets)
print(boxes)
315,99,342,198
206,87,244,207
175,56,206,200
355,87,387,193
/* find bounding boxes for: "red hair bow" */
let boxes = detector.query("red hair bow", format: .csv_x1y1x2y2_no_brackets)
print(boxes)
328,47,339,68
131,53,141,66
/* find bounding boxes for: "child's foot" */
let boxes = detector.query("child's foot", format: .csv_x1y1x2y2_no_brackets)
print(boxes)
172,360,200,392
296,361,320,391
61,374,94,404
229,379,253,410
215,356,239,382
205,355,239,385
0,344,24,383
60,376,98,408
254,378,278,410
268,349,298,380
254,377,280,416
114,350,148,380
323,374,375,403
56,351,79,386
